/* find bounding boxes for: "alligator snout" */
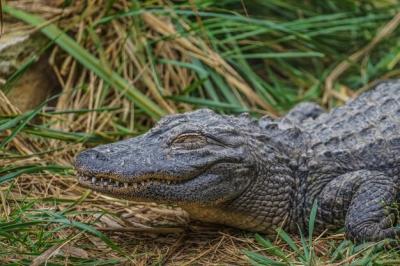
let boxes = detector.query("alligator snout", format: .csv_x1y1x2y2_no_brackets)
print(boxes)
75,149,109,171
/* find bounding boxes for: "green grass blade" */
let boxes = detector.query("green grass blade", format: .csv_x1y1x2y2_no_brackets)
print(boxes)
308,200,318,245
254,234,288,261
276,228,300,254
226,51,324,59
0,221,44,233
192,59,220,101
243,250,287,266
23,126,108,143
167,95,247,111
297,225,310,262
330,240,352,263
0,95,59,149
0,112,31,132
0,165,70,184
41,106,120,115
50,218,122,253
209,71,242,106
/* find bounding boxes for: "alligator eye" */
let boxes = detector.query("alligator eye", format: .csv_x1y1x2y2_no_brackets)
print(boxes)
171,133,208,149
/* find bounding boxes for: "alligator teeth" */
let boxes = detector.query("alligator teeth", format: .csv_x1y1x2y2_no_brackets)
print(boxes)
84,177,182,188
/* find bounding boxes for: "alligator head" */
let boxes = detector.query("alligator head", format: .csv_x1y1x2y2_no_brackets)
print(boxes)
75,109,297,232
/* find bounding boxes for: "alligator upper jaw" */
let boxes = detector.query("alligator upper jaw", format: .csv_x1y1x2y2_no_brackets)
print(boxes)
77,171,187,193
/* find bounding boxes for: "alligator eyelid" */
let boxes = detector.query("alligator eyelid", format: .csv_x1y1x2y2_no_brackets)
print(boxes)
168,132,205,149
203,134,232,147
168,131,231,149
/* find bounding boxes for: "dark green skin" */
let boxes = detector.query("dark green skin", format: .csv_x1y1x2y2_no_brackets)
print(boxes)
75,80,400,242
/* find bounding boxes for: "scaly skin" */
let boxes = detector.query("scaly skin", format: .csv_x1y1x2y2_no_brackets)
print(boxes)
75,80,400,242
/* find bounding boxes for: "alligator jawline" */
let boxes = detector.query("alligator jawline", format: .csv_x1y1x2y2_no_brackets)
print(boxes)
77,173,186,191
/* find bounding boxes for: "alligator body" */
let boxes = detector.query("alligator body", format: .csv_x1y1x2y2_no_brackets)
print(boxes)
75,81,400,242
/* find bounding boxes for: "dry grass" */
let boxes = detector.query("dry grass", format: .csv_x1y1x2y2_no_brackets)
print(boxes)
2,0,400,265
0,1,273,264
0,87,261,265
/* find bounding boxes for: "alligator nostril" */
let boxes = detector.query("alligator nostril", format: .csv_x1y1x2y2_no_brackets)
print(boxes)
79,149,108,162
92,150,107,161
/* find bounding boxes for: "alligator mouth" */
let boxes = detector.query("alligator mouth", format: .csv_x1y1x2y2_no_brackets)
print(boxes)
77,172,186,192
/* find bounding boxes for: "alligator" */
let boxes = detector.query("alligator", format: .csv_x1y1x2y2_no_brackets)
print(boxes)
75,80,400,242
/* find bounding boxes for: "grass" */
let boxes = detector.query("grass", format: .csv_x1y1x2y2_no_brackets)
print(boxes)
244,202,400,265
1,0,400,264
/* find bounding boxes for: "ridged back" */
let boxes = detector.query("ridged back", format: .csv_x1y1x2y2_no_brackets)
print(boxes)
306,81,400,177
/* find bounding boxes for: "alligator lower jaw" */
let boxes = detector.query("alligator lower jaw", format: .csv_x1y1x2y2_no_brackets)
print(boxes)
77,173,183,192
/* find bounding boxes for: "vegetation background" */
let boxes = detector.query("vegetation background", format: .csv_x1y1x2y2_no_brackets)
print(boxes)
1,0,400,265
